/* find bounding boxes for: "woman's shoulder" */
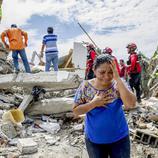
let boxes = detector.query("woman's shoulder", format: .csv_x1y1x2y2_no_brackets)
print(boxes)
77,80,90,92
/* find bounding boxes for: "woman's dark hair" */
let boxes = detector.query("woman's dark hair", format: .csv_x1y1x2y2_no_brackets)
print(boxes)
47,27,53,34
93,54,113,70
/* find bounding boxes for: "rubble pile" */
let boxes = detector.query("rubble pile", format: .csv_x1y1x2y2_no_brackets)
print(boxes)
126,98,158,158
0,48,158,157
0,90,158,157
0,43,13,74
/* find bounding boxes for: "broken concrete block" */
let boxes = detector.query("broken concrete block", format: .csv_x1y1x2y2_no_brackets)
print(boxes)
138,123,147,129
7,152,20,158
38,122,60,134
149,114,158,122
0,101,12,110
0,122,17,139
73,124,84,132
0,94,15,104
0,71,80,90
45,136,60,145
134,129,158,148
26,97,74,115
17,138,38,154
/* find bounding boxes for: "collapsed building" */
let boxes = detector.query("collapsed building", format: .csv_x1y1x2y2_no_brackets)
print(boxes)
0,42,158,157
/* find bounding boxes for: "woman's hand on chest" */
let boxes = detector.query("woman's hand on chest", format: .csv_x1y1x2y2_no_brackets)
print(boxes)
91,91,114,107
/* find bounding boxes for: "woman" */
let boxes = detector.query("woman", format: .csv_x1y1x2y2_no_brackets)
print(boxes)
73,54,136,158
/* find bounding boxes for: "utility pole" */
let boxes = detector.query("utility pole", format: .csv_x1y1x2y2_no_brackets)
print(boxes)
77,22,99,49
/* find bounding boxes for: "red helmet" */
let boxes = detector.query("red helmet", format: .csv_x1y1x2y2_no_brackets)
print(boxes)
86,43,95,49
126,43,137,51
103,47,113,55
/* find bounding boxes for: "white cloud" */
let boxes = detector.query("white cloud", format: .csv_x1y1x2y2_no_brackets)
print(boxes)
0,0,158,62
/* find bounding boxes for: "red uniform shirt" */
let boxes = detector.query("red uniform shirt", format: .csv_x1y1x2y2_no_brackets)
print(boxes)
127,52,141,74
86,50,96,70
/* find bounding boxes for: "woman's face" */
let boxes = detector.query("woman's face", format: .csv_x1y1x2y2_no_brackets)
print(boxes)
94,62,113,83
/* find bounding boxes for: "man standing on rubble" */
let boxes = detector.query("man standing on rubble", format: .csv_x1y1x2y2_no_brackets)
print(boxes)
126,43,142,103
1,24,31,73
85,44,97,80
40,27,59,72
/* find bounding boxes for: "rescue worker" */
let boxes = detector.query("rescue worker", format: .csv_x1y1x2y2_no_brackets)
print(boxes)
1,24,31,73
120,59,127,80
85,44,97,80
103,47,121,76
126,43,142,103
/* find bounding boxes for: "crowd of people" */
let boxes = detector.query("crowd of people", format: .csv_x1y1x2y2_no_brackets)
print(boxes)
0,24,149,158
85,42,142,103
0,24,143,105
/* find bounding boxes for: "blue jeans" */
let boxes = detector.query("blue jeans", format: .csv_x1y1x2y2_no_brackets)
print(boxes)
45,53,58,72
12,49,31,73
85,135,130,158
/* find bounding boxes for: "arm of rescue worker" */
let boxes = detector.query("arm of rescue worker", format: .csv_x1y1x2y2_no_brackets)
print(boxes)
90,50,96,61
110,61,136,108
1,31,9,48
130,54,137,72
21,30,28,47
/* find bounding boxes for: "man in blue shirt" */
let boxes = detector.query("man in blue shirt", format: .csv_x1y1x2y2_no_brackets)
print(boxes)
40,27,58,72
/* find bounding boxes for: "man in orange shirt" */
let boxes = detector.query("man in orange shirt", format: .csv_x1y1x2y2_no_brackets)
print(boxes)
1,24,31,73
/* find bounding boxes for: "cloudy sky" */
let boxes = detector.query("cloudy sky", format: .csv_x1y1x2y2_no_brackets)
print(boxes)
0,0,158,62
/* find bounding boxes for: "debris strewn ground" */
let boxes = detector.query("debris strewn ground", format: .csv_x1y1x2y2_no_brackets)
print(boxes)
0,44,158,158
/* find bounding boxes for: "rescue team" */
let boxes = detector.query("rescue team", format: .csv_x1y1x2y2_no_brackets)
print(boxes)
85,43,142,103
